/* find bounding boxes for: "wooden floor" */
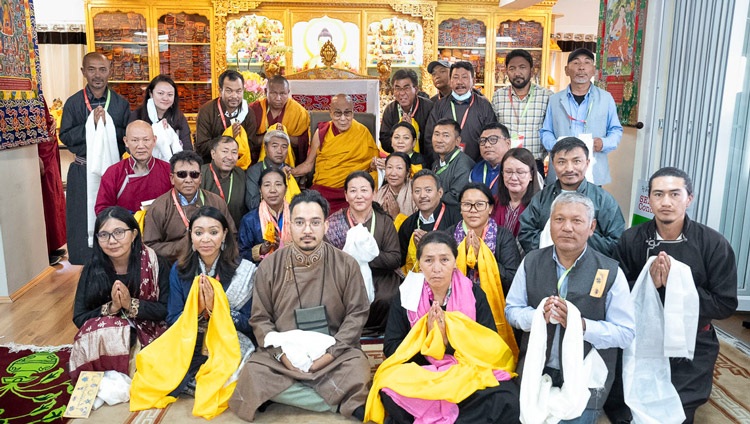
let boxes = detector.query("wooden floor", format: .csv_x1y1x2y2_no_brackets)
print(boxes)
2,259,750,348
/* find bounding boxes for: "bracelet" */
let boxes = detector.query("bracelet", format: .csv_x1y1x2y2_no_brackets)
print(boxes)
274,351,285,362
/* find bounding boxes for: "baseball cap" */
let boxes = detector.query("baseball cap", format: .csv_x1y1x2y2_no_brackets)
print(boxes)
427,60,451,74
567,48,595,63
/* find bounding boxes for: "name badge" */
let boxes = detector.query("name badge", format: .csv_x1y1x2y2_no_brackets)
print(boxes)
510,132,525,148
590,269,609,298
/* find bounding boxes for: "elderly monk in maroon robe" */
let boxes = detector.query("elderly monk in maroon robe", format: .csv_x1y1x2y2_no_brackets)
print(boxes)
229,190,370,422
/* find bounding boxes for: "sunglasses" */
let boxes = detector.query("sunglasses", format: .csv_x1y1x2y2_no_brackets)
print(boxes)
174,170,201,179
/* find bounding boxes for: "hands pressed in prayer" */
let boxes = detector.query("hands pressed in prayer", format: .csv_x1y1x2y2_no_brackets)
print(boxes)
259,240,279,256
231,122,242,139
426,301,448,345
161,119,170,130
413,229,427,245
198,274,215,315
466,229,480,254
93,106,106,127
109,280,130,314
650,251,671,288
593,137,603,152
370,157,385,172
544,296,568,327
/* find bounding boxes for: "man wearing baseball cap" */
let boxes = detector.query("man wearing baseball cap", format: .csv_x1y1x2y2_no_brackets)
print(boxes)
540,48,623,186
427,60,452,102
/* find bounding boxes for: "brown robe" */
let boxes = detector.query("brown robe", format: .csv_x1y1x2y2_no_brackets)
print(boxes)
229,242,371,421
143,188,236,263
195,98,258,164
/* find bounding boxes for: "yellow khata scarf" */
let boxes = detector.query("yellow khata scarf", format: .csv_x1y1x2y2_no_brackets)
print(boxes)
223,126,251,171
129,275,241,419
456,239,519,362
402,233,420,275
393,213,407,232
364,312,516,424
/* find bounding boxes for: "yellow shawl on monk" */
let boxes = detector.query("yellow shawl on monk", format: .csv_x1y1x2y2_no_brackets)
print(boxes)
314,120,379,188
223,126,251,171
255,98,310,139
130,275,241,419
456,239,519,362
364,312,516,424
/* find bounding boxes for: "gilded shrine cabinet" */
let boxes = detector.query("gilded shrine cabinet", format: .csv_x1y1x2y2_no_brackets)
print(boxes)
85,0,216,114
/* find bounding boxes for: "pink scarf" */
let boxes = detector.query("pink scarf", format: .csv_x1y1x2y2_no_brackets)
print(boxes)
258,200,291,247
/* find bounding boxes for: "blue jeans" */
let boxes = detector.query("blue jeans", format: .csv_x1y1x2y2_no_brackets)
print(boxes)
560,408,600,424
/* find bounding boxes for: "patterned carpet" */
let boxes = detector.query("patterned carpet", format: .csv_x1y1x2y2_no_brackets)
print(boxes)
68,330,750,423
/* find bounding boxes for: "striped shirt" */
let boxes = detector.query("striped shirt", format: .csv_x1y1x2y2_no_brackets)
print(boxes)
491,83,553,160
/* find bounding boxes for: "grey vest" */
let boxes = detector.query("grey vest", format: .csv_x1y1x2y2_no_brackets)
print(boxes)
519,245,619,410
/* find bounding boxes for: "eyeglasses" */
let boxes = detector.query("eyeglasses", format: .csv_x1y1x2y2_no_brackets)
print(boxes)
460,201,489,212
173,170,201,179
292,219,324,229
479,135,509,146
332,110,354,118
96,228,133,242
503,170,530,178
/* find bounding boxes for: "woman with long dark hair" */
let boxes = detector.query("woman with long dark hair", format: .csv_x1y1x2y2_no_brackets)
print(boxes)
130,74,193,156
70,206,170,381
165,206,256,396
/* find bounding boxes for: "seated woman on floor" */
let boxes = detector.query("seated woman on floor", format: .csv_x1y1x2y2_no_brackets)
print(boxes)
365,231,519,424
326,171,402,336
371,122,424,176
70,206,170,381
130,207,256,418
374,152,417,227
238,168,291,263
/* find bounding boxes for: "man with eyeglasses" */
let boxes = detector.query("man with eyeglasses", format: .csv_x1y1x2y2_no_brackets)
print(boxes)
518,137,624,258
379,69,434,159
540,48,623,185
230,190,371,422
398,169,462,270
424,61,497,165
429,118,475,209
95,120,172,216
291,94,379,214
249,75,311,164
469,123,513,193
195,70,257,165
491,49,553,176
144,150,235,263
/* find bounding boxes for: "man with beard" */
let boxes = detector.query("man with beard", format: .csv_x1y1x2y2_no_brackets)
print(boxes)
424,62,497,164
379,69,434,161
540,48,622,185
492,49,553,176
195,70,258,167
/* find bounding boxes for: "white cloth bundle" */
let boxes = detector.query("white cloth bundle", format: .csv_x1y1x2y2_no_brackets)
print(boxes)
520,298,607,424
399,271,425,312
623,255,698,424
85,111,119,246
264,330,336,373
147,99,183,161
342,223,379,303
94,371,131,409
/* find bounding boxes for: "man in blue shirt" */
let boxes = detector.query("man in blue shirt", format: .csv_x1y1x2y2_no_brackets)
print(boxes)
469,122,512,194
540,48,623,186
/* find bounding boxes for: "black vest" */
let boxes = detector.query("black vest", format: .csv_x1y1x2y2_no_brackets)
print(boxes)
519,245,619,410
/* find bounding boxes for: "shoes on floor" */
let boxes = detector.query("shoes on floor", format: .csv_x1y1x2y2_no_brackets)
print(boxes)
49,255,63,266
52,248,67,257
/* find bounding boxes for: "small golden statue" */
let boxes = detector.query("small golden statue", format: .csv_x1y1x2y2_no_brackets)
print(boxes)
320,40,338,67
264,61,281,78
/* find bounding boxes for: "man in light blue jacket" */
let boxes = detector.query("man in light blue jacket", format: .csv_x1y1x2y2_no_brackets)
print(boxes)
540,48,623,186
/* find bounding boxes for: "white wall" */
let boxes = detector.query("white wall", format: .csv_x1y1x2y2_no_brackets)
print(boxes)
552,0,600,35
0,146,50,297
34,0,85,25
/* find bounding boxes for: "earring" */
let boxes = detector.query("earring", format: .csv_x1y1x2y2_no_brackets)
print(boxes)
221,240,226,251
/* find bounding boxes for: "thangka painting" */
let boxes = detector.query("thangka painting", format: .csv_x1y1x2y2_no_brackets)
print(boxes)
596,0,647,126
0,0,48,150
